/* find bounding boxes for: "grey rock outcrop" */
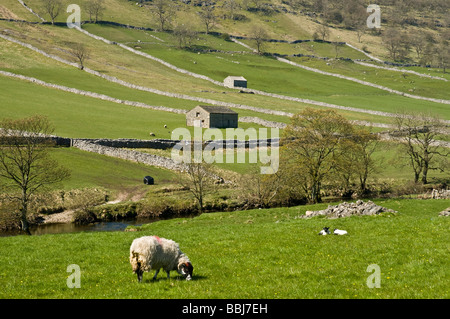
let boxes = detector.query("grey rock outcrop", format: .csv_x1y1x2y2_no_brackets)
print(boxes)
304,200,397,219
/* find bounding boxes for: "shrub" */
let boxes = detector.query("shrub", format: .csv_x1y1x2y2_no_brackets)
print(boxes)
90,202,138,220
73,209,97,225
220,33,231,42
0,202,21,231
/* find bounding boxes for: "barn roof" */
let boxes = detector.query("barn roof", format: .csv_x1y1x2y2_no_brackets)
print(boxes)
224,76,247,81
196,105,238,114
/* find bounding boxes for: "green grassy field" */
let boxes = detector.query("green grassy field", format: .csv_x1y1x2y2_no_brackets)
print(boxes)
82,25,450,120
0,0,449,302
52,147,178,191
0,199,448,298
0,74,187,139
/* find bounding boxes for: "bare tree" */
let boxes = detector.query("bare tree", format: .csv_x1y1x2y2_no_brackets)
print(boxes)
174,23,197,49
393,111,449,184
334,127,380,194
179,162,215,214
409,30,427,60
85,0,105,23
250,25,268,54
42,0,63,24
224,0,239,20
433,35,450,73
382,27,402,60
149,0,175,31
355,23,365,43
198,1,216,34
239,164,281,208
69,43,89,70
382,27,410,61
42,0,63,25
315,23,330,41
333,41,343,58
0,116,70,234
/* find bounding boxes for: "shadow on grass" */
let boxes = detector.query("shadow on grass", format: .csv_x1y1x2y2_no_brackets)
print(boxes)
139,274,208,283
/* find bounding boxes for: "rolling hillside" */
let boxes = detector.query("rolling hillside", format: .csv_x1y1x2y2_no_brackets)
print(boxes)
0,0,449,195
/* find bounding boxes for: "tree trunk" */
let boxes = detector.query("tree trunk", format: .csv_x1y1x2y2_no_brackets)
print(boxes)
198,194,203,214
20,200,31,235
421,162,429,184
414,171,420,183
310,181,321,203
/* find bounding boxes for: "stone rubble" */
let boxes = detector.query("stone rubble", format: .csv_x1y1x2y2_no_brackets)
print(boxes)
304,200,397,219
439,207,450,217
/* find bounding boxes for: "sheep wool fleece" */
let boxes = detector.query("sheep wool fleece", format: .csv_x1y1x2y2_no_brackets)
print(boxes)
130,236,190,273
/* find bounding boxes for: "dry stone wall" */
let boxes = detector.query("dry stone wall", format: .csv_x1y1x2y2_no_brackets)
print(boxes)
71,139,187,171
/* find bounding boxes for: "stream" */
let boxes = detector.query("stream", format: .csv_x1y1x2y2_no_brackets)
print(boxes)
1,217,165,237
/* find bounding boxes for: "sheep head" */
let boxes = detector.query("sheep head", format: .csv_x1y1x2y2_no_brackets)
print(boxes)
178,260,193,281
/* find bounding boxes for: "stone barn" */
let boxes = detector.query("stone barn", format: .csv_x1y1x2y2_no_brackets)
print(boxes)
186,105,238,129
224,76,247,88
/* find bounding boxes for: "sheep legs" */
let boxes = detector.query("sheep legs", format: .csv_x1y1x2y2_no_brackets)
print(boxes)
152,269,171,280
137,269,143,283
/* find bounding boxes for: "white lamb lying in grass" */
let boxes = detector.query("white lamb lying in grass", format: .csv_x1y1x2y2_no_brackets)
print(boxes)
318,227,331,235
333,229,348,235
129,236,193,282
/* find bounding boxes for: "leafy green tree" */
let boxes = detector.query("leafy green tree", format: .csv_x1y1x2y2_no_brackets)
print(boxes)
281,108,353,203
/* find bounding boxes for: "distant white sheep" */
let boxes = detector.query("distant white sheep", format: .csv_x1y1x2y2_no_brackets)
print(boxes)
129,236,193,282
164,124,167,128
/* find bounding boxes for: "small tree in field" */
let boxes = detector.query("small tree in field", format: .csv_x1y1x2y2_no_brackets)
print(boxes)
85,0,105,23
198,1,216,34
42,0,63,25
333,127,380,195
179,162,215,214
281,108,353,203
0,116,70,234
149,0,175,31
250,25,268,54
315,23,330,41
174,23,197,49
239,164,282,208
69,43,89,70
393,111,448,184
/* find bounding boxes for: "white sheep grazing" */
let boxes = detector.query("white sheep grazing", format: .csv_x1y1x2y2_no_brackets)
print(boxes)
129,236,193,282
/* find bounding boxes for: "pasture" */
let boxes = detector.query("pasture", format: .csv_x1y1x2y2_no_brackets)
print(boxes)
0,199,448,299
0,200,450,299
0,0,449,302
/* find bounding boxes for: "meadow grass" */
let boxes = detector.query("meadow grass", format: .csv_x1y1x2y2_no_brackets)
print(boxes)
296,58,450,101
51,147,179,191
0,74,189,139
0,199,448,299
1,22,418,126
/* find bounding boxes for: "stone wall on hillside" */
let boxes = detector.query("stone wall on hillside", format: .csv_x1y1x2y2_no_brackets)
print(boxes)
72,137,280,150
71,139,186,171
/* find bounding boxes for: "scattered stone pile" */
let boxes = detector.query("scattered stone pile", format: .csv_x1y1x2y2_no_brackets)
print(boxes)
439,207,450,217
304,200,397,219
431,189,450,199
